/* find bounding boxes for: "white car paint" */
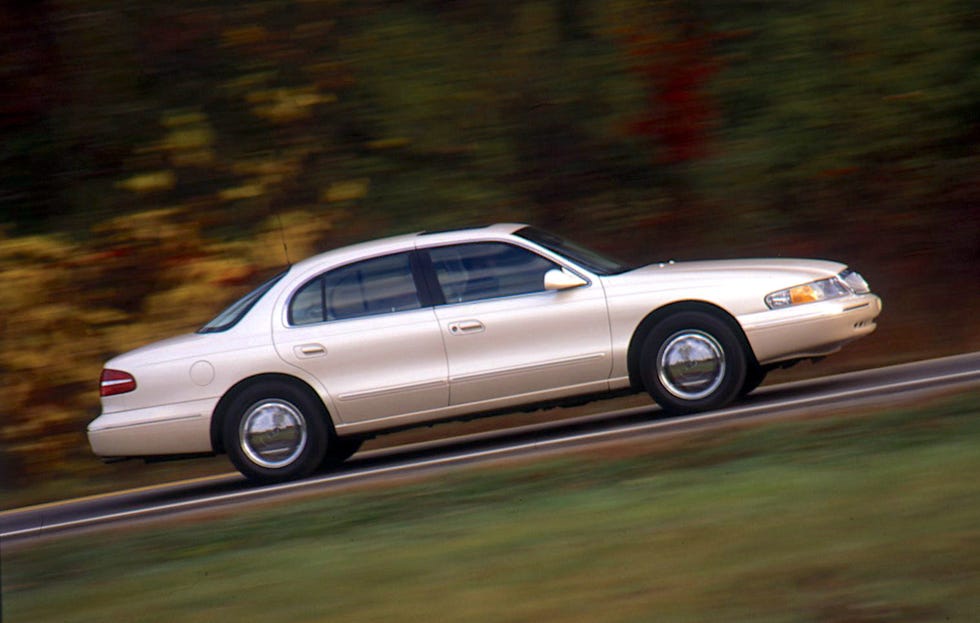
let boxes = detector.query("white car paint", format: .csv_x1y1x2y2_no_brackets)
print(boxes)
87,223,881,481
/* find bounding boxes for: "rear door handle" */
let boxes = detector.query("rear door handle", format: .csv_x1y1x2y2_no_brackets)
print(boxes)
448,320,485,335
295,343,327,358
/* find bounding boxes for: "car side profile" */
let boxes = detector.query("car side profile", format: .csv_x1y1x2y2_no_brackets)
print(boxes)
88,224,882,482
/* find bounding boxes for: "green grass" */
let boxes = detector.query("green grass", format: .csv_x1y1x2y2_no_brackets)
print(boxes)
5,392,980,622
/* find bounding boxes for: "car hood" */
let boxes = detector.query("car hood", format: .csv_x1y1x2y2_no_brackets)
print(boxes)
625,258,846,282
600,258,848,314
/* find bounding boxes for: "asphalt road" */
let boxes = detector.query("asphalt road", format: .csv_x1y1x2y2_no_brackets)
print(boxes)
2,351,978,544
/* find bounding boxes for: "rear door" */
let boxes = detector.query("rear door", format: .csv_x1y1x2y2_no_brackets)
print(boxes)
422,242,612,406
273,251,448,424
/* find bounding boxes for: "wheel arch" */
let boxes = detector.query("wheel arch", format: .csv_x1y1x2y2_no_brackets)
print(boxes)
626,300,759,391
210,372,334,455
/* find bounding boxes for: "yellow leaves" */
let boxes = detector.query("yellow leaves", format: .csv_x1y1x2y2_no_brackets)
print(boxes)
0,232,74,261
247,87,337,123
253,209,337,265
224,158,303,199
142,282,225,335
161,111,208,128
161,111,216,166
366,137,412,150
3,349,57,373
174,256,255,288
323,179,370,202
221,71,278,93
114,112,214,192
216,155,309,202
0,291,110,394
232,158,301,180
305,61,344,76
219,184,266,201
222,25,270,47
167,135,215,167
0,238,78,320
0,207,346,484
116,170,177,193
294,20,336,38
95,207,198,246
210,263,256,287
79,308,129,327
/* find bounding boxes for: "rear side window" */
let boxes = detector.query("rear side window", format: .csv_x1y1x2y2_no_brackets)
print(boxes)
288,252,421,325
427,242,558,304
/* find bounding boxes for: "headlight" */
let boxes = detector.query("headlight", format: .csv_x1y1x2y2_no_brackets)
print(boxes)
839,269,870,294
765,276,851,309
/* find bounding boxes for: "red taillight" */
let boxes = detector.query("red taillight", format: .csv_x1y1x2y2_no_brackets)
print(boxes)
100,369,136,397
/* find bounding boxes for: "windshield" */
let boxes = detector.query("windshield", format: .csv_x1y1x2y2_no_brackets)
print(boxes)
515,226,633,275
198,270,287,333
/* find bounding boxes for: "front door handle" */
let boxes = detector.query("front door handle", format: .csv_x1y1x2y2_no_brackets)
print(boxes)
448,320,485,335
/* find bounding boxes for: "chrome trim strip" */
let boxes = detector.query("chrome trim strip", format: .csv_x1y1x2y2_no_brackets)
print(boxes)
451,352,607,384
432,282,591,310
337,379,448,401
88,414,203,432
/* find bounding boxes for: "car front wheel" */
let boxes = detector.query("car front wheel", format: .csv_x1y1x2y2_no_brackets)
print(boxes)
223,381,328,483
640,311,747,414
740,363,767,397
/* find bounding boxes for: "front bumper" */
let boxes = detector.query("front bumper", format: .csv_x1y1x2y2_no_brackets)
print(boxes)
740,293,882,365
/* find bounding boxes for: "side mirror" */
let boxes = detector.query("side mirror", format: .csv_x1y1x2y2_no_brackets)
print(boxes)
544,268,588,291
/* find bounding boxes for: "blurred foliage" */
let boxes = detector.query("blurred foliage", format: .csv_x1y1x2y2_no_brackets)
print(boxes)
0,0,977,490
0,208,337,484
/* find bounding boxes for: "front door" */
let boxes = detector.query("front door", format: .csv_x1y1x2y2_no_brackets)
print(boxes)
423,242,612,407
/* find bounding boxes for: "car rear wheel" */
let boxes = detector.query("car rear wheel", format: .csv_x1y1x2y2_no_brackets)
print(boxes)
319,436,363,470
223,381,328,483
640,311,747,414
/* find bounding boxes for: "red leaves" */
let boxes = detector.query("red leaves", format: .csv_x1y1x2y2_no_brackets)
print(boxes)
624,22,720,165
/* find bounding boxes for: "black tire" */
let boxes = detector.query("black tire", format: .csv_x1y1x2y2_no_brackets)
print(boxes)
640,311,747,414
319,436,363,470
739,363,767,397
223,380,329,483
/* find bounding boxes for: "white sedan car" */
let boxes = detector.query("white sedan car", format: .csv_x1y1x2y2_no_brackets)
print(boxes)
88,224,881,482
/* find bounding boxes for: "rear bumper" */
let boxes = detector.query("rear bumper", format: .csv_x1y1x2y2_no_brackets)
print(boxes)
87,398,217,458
741,294,882,365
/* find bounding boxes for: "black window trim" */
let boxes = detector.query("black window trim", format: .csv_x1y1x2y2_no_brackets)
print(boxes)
408,250,444,307
283,238,599,327
285,250,435,328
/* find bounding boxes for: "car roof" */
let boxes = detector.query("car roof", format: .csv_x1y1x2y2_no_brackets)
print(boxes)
287,223,527,274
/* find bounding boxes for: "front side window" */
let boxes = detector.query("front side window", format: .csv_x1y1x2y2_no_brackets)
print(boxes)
427,243,559,304
289,252,420,325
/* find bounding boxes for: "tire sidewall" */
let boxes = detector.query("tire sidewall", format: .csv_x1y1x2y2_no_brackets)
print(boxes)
223,381,329,483
641,311,747,414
